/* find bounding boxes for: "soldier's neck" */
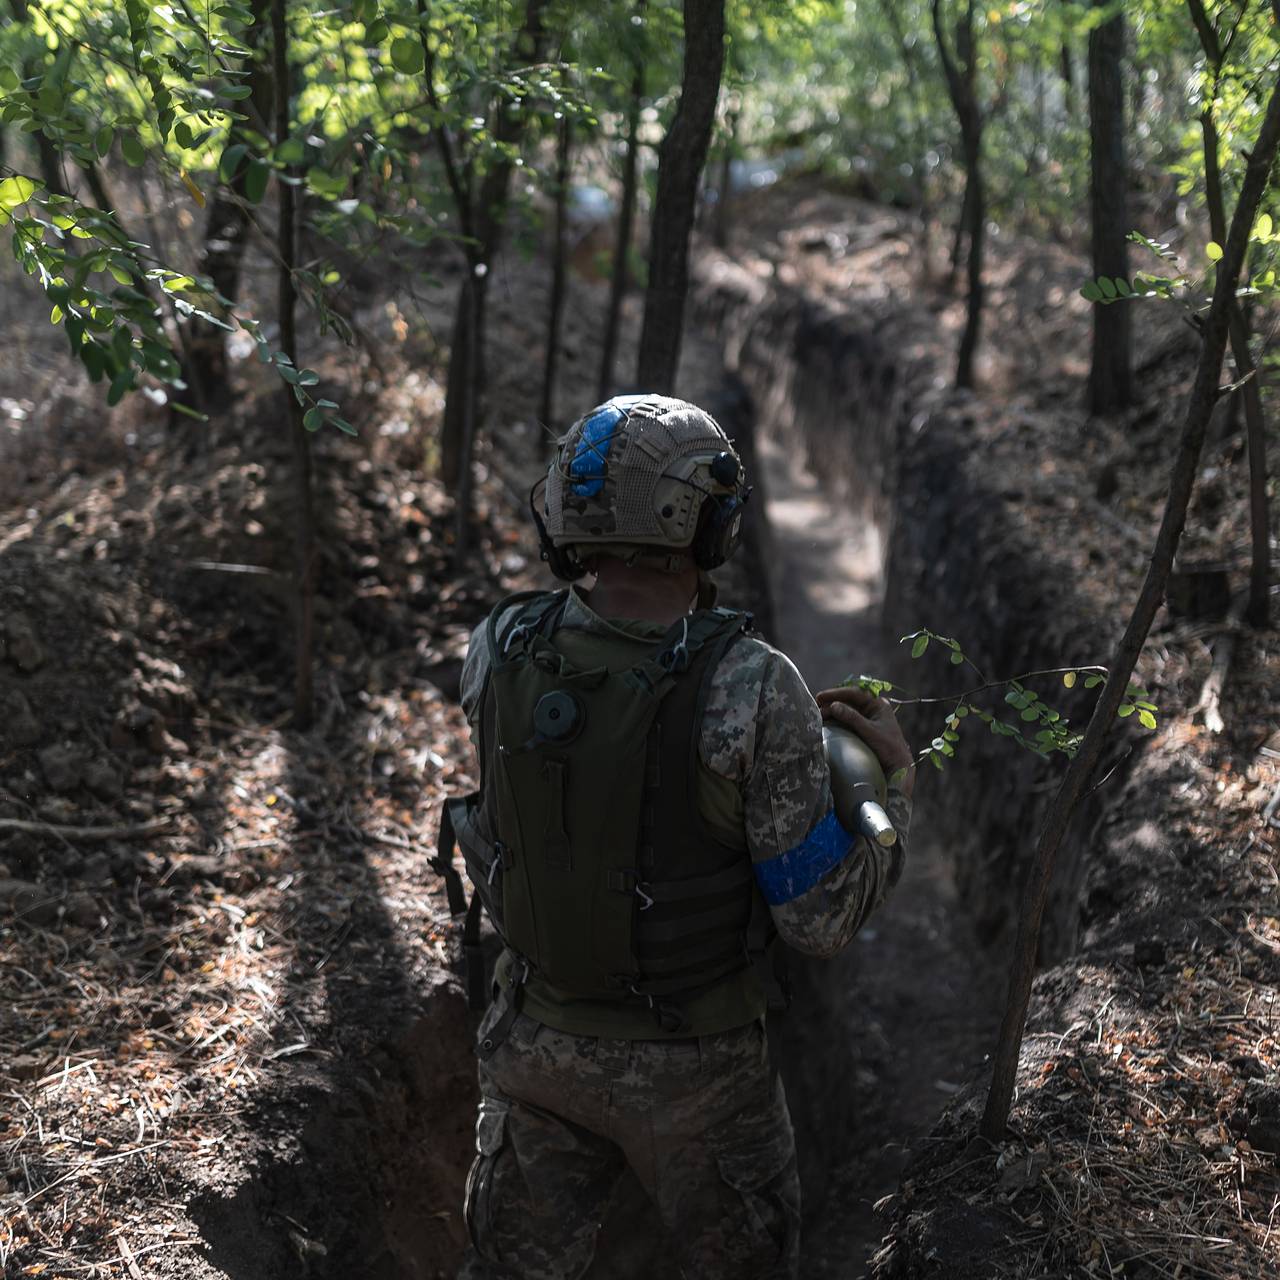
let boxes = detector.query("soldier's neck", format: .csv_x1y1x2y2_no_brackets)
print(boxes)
585,559,698,626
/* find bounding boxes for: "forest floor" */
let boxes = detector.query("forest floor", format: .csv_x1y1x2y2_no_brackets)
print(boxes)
1,172,1278,1280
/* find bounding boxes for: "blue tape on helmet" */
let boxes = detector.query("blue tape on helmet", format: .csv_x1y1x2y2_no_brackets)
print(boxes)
569,395,648,497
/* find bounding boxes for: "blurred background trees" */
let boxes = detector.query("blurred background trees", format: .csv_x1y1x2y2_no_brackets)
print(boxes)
0,0,1276,682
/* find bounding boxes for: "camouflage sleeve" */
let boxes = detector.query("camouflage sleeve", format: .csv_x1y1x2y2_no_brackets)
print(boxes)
702,639,911,958
460,620,490,726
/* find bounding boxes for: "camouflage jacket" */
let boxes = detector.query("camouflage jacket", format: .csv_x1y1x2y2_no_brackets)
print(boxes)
458,587,912,1030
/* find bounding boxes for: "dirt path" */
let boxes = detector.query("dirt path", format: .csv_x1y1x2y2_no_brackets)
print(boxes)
758,432,1000,1276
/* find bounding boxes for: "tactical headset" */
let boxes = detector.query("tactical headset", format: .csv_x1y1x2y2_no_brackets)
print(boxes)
530,449,752,582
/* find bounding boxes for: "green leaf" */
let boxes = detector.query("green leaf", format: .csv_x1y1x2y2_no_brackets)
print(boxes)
297,368,320,386
1080,280,1102,302
1206,241,1224,262
1117,704,1135,718
390,36,425,74
910,634,929,659
121,133,146,167
1084,674,1105,689
94,125,113,157
333,417,357,435
1137,709,1157,730
244,158,270,204
366,17,389,44
1113,277,1132,297
303,406,324,430
1098,276,1118,299
219,142,249,183
107,368,133,405
278,363,300,385
949,650,963,664
1020,707,1039,722
1255,213,1273,242
220,83,254,100
0,175,37,211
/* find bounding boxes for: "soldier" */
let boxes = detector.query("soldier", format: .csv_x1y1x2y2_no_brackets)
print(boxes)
437,394,915,1278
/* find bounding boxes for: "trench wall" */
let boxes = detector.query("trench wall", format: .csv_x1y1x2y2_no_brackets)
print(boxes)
693,255,1125,964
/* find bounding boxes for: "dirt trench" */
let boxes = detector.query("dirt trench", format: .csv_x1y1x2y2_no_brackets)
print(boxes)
755,413,1001,1277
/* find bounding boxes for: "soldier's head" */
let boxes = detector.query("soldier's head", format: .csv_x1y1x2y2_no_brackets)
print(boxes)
531,394,751,585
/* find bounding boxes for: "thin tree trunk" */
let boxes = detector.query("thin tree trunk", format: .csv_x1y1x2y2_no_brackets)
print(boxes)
1087,0,1132,414
439,0,550,491
270,0,315,729
955,141,984,389
981,64,1280,1143
635,0,726,394
452,271,483,552
876,0,934,276
598,0,646,402
933,0,985,387
947,168,974,289
183,0,273,415
713,105,737,250
540,114,572,442
1191,0,1272,625
9,0,67,197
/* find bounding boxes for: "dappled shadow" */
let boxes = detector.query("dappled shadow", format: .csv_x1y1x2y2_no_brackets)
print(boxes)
0,391,493,1277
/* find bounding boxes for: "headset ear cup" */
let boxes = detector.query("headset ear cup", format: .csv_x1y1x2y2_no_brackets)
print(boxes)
529,481,587,581
538,526,586,580
547,543,587,581
692,496,745,571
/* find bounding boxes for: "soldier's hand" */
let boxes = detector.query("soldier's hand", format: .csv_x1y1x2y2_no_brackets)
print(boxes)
816,686,915,799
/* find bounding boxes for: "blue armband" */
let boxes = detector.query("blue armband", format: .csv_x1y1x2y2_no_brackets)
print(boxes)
753,808,857,906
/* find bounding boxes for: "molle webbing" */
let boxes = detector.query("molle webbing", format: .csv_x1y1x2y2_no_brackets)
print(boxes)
478,592,755,1016
628,623,751,999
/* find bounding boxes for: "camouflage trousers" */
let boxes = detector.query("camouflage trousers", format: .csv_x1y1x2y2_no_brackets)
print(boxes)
457,1002,801,1280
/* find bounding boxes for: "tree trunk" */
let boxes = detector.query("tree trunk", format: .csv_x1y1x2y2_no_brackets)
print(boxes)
9,0,68,197
539,114,572,444
1191,0,1272,625
450,269,485,552
981,63,1280,1143
635,0,726,394
183,0,273,415
713,104,737,250
955,136,984,389
947,167,974,290
932,0,987,385
439,0,550,493
1086,0,1132,414
598,0,646,402
270,0,315,729
876,0,933,277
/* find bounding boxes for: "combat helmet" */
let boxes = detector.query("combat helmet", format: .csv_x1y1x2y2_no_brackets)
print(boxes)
533,394,751,580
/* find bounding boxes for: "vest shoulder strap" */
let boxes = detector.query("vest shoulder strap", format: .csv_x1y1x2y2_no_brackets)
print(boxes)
628,606,752,692
485,589,568,667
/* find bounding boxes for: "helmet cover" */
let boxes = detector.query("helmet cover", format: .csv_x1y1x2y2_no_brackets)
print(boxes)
542,394,745,558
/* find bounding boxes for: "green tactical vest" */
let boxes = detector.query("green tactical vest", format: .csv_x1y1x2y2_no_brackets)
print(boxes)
438,589,773,1043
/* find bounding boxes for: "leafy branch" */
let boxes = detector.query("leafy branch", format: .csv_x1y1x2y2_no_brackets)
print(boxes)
848,628,1158,773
